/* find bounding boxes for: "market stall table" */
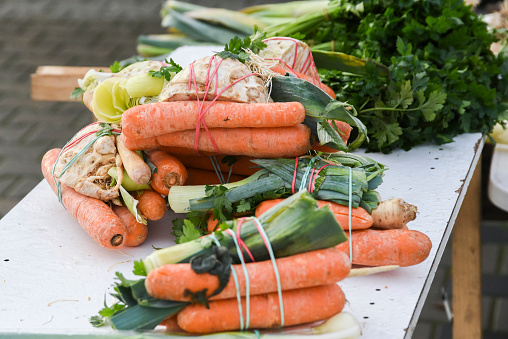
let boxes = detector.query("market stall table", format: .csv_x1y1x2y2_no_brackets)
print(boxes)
0,125,483,337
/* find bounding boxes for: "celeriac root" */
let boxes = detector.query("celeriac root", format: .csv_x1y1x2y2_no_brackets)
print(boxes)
371,198,417,229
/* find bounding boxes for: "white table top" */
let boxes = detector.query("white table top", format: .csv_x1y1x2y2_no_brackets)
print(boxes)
0,46,485,338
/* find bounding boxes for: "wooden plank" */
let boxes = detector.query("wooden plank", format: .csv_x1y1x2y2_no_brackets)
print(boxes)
452,157,482,339
30,66,108,102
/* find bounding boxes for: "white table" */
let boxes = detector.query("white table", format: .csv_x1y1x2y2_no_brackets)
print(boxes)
0,129,484,338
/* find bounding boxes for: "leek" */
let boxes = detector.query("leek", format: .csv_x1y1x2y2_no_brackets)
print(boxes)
167,154,383,215
145,191,347,272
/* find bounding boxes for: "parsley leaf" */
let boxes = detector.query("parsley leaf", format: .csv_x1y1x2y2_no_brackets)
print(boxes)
149,58,183,81
217,32,267,63
110,61,122,73
70,87,85,100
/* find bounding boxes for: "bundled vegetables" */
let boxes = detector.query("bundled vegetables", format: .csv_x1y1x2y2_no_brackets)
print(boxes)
92,191,355,332
139,0,508,153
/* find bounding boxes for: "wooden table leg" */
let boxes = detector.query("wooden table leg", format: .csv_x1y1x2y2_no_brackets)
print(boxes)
452,158,482,339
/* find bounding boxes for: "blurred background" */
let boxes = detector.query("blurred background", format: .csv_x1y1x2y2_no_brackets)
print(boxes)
1,0,508,338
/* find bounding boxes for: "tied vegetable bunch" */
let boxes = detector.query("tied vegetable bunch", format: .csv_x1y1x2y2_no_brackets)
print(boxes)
91,191,354,333
168,152,385,241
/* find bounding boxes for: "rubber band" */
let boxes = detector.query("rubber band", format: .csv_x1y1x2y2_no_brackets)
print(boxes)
51,123,120,205
347,167,353,263
291,157,299,194
234,218,255,262
298,156,320,192
310,164,331,193
251,217,285,327
188,55,260,155
207,233,246,330
225,229,252,330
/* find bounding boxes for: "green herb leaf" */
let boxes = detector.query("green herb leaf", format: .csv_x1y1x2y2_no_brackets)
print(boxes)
110,61,122,73
70,87,85,100
132,260,147,276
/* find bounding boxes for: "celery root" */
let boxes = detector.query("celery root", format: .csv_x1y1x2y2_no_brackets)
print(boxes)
371,198,417,229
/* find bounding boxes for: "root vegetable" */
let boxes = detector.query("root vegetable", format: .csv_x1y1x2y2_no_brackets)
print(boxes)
173,154,259,176
115,135,151,185
123,125,313,158
133,190,167,221
372,198,417,229
145,248,350,302
41,148,126,248
336,229,432,267
145,149,188,196
112,205,148,247
185,168,247,186
121,101,306,139
176,283,345,333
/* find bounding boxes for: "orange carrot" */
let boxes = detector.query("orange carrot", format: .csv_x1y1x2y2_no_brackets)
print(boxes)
173,154,259,176
145,247,350,302
133,189,167,221
336,229,432,267
116,135,151,185
256,199,373,231
185,168,247,186
121,101,306,140
176,283,345,333
158,146,220,157
124,125,312,158
111,205,148,247
41,148,127,248
206,214,220,233
145,149,188,196
270,64,337,99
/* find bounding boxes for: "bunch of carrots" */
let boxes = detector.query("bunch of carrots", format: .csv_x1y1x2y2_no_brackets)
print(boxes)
148,247,351,333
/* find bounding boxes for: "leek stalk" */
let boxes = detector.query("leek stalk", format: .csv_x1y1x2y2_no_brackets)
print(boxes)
145,190,347,272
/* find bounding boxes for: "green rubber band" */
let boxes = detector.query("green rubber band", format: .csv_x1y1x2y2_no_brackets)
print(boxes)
228,229,251,330
348,166,353,262
207,233,246,330
251,217,285,328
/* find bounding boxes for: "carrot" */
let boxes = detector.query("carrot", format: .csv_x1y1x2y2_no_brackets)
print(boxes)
121,101,306,140
335,229,432,267
115,135,151,185
41,148,126,248
132,189,167,221
185,168,247,186
159,146,220,157
270,64,337,99
176,283,345,333
111,205,148,247
125,125,312,158
206,214,220,233
255,199,373,231
173,154,259,176
145,149,188,196
145,247,350,302
371,198,418,229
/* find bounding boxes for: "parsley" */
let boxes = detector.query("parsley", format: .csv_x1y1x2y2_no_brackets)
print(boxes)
109,61,122,73
216,32,267,63
310,0,508,152
149,58,183,81
70,87,85,100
